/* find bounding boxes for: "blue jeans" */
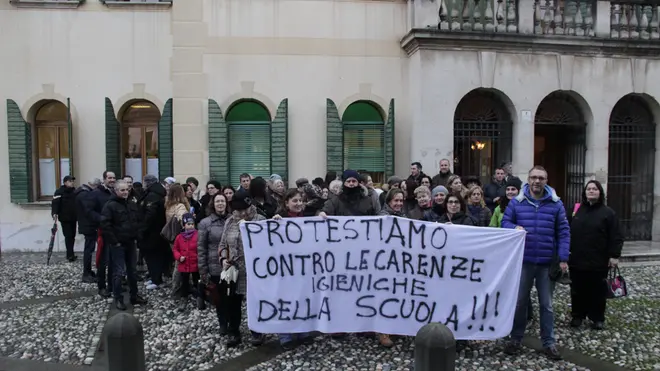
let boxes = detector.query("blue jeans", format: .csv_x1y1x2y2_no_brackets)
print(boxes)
110,243,139,300
278,332,311,345
510,263,556,348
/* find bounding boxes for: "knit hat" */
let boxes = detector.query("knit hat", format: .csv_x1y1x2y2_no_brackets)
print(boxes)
164,177,177,185
231,188,253,211
432,185,449,198
295,178,309,188
506,177,522,191
303,183,323,199
269,174,282,182
342,169,360,182
182,213,195,225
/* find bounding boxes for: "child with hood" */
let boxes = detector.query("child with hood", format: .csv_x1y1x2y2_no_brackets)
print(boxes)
172,213,200,312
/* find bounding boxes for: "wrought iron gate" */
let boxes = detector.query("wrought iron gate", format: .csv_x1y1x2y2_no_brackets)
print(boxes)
535,92,586,215
608,95,656,241
454,90,513,185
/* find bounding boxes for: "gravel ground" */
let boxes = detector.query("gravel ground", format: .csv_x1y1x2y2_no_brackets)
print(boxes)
528,265,660,371
0,252,95,302
0,296,108,364
134,283,265,371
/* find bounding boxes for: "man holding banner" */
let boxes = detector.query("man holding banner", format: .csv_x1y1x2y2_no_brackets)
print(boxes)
501,166,570,360
239,212,527,346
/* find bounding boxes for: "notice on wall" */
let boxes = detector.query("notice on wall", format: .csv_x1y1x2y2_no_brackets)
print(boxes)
239,216,525,340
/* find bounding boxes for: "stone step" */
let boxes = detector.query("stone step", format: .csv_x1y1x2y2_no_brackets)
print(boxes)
621,241,660,263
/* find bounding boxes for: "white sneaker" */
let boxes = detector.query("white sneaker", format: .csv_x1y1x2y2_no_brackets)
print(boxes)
146,283,158,290
144,280,153,286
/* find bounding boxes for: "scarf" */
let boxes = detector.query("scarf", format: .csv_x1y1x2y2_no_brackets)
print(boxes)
181,229,195,240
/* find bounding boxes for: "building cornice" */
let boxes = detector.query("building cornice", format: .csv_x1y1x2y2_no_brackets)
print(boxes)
401,29,660,59
10,0,84,9
100,0,171,9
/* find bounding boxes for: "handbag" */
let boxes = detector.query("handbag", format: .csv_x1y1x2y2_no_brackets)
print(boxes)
606,266,628,299
197,280,220,310
160,217,182,243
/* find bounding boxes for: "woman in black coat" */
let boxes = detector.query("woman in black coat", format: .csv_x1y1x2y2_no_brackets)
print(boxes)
569,180,623,330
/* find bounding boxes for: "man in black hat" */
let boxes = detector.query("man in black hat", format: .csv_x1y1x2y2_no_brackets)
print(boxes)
52,175,78,262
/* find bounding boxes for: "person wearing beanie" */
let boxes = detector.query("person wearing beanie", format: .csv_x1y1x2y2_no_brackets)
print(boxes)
318,170,377,342
172,212,200,312
295,178,309,192
423,185,449,222
219,187,267,348
302,183,325,216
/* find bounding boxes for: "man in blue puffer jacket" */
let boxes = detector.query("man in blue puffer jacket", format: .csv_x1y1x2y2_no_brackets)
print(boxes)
501,166,569,360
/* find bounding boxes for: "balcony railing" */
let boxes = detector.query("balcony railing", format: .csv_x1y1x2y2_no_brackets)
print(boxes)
610,1,660,39
417,0,660,40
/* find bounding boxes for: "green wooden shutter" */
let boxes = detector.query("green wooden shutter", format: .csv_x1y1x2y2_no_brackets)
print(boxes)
271,98,288,183
229,123,271,188
7,99,32,204
208,99,230,185
104,97,121,176
67,97,74,178
326,99,343,174
158,98,173,179
384,99,395,178
343,123,385,172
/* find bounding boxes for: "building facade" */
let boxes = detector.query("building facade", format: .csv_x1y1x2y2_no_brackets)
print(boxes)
1,0,659,251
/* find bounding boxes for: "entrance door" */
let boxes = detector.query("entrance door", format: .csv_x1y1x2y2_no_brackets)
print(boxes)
534,92,587,213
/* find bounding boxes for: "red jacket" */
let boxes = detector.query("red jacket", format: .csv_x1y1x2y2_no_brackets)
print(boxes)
173,230,199,273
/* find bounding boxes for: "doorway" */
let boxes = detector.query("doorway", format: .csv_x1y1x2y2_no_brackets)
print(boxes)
534,92,587,212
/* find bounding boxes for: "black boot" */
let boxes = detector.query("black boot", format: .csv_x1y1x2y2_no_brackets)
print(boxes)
226,334,241,348
130,295,148,306
115,298,127,311
570,318,583,328
98,288,111,298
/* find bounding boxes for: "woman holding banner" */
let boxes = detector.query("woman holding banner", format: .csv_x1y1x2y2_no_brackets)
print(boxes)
422,185,448,222
438,193,477,225
272,189,315,350
218,188,267,348
375,188,408,348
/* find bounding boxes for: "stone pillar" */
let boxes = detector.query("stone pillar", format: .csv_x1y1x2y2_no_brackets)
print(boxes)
512,109,534,180
585,104,610,190
594,0,611,38
410,0,441,29
171,0,208,183
517,0,536,34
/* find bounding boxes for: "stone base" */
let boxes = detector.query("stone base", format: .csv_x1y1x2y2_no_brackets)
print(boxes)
0,222,86,252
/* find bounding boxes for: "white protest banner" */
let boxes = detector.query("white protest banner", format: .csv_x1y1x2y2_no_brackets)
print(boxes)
239,216,525,340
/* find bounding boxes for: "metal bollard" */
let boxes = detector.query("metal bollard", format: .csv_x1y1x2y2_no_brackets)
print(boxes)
414,323,456,371
103,312,146,371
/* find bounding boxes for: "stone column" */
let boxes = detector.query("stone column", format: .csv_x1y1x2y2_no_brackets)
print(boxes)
512,109,534,180
594,0,611,38
171,0,208,182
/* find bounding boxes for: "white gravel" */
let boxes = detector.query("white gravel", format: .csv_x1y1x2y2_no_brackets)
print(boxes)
528,265,660,371
134,283,264,371
0,253,95,302
0,296,108,364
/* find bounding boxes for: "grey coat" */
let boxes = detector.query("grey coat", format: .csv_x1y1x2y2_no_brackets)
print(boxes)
218,206,266,295
197,212,229,277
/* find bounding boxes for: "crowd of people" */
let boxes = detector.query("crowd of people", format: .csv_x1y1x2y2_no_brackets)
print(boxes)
49,159,623,359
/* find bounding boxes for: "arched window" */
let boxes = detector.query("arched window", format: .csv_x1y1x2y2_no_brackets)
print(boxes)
121,100,161,183
35,101,70,198
227,100,271,187
342,101,385,185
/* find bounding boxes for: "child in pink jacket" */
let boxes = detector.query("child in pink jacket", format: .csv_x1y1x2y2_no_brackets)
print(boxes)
172,213,200,312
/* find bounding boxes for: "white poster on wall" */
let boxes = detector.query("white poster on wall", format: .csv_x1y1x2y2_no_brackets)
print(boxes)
240,216,525,340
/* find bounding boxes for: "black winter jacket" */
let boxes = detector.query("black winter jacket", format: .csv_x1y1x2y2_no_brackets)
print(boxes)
137,183,167,250
90,186,113,227
101,195,140,246
75,185,97,235
51,186,77,222
569,202,624,271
